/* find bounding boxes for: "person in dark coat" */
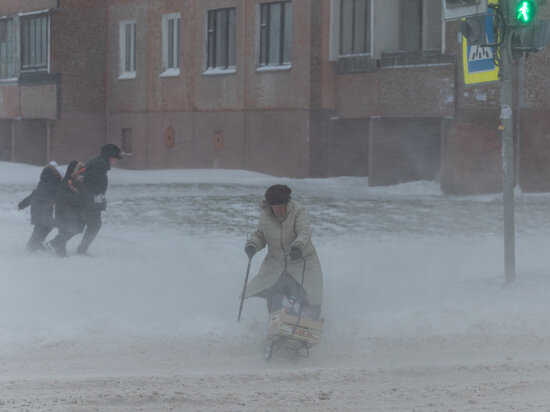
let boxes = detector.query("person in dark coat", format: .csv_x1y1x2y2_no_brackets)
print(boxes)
76,144,122,255
18,162,63,252
45,161,86,257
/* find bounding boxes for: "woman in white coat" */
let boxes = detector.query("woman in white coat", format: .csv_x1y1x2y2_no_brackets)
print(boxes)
244,185,323,320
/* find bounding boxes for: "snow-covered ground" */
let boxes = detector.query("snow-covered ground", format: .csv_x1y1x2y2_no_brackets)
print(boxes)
2,161,550,410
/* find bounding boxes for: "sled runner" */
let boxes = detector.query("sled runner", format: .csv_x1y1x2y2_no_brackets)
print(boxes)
264,305,323,360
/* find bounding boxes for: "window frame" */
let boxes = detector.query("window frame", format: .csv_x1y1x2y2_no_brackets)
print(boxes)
205,7,236,74
258,1,292,70
399,0,422,52
20,13,49,73
161,13,181,77
339,0,371,57
119,19,136,80
367,0,444,61
121,128,133,155
0,16,16,80
397,0,442,53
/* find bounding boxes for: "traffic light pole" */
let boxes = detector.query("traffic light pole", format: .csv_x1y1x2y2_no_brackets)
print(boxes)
500,1,516,284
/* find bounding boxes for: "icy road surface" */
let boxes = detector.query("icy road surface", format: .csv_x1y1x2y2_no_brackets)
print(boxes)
2,162,550,410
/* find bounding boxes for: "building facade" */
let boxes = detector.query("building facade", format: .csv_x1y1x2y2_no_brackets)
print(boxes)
0,0,549,194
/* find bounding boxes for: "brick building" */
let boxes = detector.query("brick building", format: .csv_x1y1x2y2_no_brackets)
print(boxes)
0,0,549,194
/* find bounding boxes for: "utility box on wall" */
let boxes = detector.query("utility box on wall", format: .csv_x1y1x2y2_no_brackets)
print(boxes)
443,0,488,21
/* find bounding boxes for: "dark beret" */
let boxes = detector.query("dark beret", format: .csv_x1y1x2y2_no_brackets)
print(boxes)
265,184,292,205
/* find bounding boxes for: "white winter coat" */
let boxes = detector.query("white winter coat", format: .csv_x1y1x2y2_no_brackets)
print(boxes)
244,200,323,305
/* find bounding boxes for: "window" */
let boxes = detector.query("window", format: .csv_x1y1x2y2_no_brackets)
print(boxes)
340,0,370,55
162,13,180,76
400,0,421,51
21,14,49,72
122,128,132,155
0,18,15,79
399,0,442,52
119,20,136,79
259,2,292,67
206,8,236,71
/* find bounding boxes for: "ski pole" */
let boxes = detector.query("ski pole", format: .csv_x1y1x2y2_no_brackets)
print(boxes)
237,257,252,322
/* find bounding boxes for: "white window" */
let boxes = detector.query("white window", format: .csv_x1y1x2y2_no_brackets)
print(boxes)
21,14,49,72
119,20,136,79
0,17,16,79
161,13,180,77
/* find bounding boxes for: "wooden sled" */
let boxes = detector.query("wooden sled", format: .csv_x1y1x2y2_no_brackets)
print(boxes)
264,308,323,360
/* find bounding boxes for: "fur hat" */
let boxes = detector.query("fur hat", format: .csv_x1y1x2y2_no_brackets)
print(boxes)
48,161,64,178
100,143,122,159
265,184,292,205
40,162,62,183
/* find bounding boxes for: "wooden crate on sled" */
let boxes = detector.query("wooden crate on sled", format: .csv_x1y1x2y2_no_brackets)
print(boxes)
266,308,323,345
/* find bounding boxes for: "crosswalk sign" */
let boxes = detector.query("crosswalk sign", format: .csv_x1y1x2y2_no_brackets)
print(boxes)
463,1,499,85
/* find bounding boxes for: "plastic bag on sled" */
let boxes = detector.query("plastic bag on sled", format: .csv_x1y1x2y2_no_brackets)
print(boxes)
272,293,317,321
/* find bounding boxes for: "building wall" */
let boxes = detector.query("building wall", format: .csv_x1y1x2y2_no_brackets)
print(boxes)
244,110,310,177
108,1,149,113
0,86,19,119
327,118,369,177
439,12,550,194
49,0,109,163
519,109,550,192
50,112,107,164
2,0,550,194
370,118,442,186
52,0,108,113
441,110,503,195
146,0,195,112
12,120,48,166
106,0,316,175
0,120,12,161
519,6,550,192
0,0,58,15
108,112,149,169
141,112,195,169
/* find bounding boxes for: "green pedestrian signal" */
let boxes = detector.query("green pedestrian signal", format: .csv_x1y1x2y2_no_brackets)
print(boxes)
514,0,537,25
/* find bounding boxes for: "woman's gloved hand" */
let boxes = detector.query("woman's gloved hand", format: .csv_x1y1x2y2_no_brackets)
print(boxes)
245,244,256,259
289,246,302,261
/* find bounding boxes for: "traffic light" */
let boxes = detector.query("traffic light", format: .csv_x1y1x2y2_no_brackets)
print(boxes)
511,0,538,25
511,19,550,57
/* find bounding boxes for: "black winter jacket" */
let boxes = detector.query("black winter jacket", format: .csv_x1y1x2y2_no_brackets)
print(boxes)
54,178,87,235
80,155,110,210
19,165,62,227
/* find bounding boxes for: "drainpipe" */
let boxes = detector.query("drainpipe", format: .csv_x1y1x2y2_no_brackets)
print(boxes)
11,119,15,162
46,120,51,163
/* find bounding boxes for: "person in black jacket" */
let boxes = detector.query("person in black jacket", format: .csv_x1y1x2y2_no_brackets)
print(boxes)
45,161,86,257
76,144,122,255
18,162,63,252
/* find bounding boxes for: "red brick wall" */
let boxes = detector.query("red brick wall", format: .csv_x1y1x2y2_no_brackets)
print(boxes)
0,86,19,119
440,111,503,195
13,120,48,166
143,112,195,169
519,109,550,192
52,1,108,112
